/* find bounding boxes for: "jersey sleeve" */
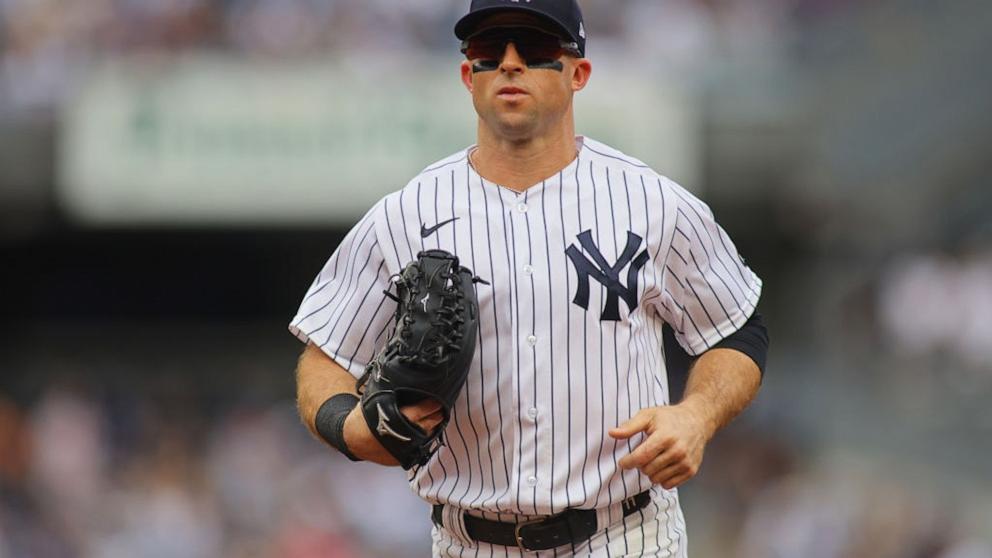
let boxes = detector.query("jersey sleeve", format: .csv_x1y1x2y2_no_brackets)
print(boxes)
654,186,763,355
288,201,397,378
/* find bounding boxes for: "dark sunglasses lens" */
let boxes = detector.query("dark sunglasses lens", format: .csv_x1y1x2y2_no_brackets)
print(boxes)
465,30,564,62
465,38,506,61
515,33,565,61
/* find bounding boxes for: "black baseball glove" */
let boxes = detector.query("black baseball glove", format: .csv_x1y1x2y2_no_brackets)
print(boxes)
356,249,484,469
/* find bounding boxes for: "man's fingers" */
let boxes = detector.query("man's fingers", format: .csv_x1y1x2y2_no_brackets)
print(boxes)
649,457,700,489
657,471,693,490
609,411,651,440
649,461,688,484
618,434,674,470
641,448,685,478
414,399,443,417
418,409,446,431
421,419,443,432
401,399,443,421
398,401,446,433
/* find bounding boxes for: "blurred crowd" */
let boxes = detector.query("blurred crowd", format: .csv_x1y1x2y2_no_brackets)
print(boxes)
0,382,431,558
1,378,988,558
877,249,992,369
0,0,858,118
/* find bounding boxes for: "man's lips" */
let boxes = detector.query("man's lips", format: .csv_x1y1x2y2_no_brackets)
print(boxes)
497,86,528,97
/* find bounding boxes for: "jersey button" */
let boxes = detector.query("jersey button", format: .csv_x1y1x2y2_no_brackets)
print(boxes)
522,264,534,275
526,476,538,486
527,407,538,419
517,203,528,213
526,335,537,346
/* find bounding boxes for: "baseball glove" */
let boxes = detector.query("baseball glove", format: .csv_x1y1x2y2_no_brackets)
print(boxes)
356,249,484,469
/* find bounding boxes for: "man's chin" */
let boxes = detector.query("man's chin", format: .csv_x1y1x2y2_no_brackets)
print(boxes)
491,115,540,140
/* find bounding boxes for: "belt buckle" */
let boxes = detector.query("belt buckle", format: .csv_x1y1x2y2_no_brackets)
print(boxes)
513,517,545,552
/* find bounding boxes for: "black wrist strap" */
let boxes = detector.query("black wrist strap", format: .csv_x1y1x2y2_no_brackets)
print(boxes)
315,393,362,462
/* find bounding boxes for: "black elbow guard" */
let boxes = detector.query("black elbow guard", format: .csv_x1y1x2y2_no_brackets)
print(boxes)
713,311,769,376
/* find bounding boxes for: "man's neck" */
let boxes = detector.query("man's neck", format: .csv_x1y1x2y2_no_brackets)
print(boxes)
471,126,579,192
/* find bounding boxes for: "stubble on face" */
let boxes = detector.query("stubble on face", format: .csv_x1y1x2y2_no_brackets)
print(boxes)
473,53,575,142
467,14,576,142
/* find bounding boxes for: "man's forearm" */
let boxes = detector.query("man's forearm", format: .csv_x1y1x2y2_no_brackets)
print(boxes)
295,343,399,465
296,343,358,439
679,347,762,439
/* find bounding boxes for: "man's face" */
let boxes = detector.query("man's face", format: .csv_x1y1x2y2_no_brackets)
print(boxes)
460,13,592,141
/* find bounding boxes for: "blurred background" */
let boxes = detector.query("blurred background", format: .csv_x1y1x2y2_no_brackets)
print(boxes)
1,0,990,556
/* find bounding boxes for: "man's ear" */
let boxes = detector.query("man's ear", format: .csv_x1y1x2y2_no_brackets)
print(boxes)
571,58,592,92
460,61,474,92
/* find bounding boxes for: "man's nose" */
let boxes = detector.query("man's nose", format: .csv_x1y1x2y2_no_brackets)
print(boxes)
499,42,526,72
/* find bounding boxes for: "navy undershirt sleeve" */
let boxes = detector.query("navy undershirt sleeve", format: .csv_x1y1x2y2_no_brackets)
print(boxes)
664,311,769,402
713,311,769,375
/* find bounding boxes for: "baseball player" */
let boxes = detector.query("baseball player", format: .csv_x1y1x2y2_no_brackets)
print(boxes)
291,1,769,556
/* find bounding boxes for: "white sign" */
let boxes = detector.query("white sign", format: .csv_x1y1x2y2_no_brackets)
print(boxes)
59,54,698,226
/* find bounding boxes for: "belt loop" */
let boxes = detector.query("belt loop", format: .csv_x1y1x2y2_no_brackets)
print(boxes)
440,504,474,547
595,504,613,532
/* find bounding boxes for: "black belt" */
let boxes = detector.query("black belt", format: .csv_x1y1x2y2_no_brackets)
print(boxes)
431,491,651,552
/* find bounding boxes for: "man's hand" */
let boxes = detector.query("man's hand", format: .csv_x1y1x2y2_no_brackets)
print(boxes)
609,401,715,489
343,399,445,466
610,347,762,489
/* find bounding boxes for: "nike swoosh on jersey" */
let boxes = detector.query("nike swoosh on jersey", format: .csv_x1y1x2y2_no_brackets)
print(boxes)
420,217,460,238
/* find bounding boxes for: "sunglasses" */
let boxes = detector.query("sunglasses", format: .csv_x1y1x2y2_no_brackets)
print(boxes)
460,27,581,71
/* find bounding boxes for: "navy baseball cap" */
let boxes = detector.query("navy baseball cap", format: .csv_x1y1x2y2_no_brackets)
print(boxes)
455,0,587,57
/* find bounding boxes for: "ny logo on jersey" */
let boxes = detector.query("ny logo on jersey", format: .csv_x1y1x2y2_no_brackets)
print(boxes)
565,230,650,321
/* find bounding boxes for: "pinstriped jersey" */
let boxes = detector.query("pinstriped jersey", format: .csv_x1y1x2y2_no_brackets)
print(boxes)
289,136,762,518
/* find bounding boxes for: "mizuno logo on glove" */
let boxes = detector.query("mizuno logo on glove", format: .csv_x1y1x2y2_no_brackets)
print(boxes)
376,403,413,442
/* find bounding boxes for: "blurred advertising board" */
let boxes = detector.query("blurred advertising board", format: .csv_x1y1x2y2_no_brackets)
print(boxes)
58,55,698,226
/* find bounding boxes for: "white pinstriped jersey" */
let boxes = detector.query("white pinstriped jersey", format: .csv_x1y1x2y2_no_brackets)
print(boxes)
289,137,761,522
